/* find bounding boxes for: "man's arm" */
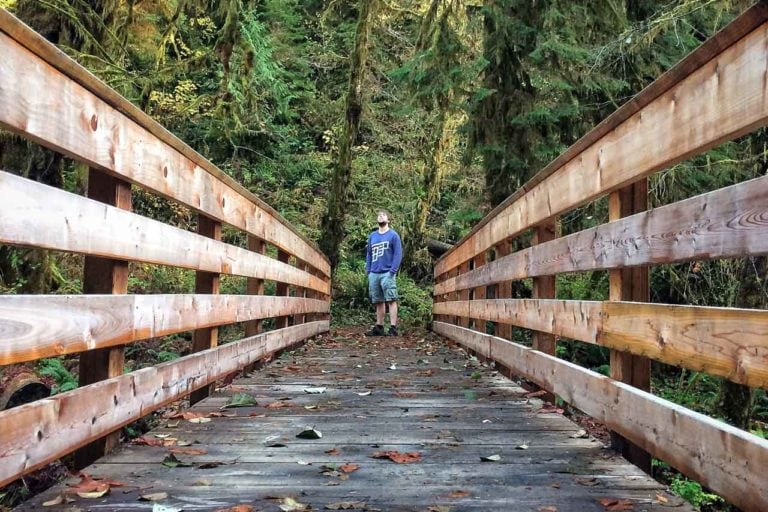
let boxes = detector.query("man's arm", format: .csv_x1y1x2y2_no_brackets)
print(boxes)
365,234,372,273
390,232,403,274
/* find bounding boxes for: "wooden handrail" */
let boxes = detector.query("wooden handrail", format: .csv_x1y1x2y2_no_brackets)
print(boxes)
432,4,768,512
0,9,332,487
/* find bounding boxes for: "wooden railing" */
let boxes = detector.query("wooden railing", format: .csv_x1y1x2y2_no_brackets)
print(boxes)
433,4,768,512
0,10,330,487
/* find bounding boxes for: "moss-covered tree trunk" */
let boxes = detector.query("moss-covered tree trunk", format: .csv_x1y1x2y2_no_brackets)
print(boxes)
405,108,453,276
320,0,379,272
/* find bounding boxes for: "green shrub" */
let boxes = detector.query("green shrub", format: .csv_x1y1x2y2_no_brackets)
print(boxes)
670,476,723,509
37,358,78,394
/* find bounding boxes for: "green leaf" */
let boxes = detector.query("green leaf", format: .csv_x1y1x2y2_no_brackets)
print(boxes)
162,453,193,468
222,393,258,409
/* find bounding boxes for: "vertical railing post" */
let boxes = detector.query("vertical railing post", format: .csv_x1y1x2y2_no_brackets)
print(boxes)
275,249,290,329
532,220,558,401
75,168,131,468
609,181,652,473
470,252,487,332
458,261,471,328
243,236,266,374
189,215,221,405
495,240,513,342
297,261,308,325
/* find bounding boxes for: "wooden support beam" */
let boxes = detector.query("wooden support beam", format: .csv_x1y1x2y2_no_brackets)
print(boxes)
0,172,330,294
189,215,221,405
457,261,471,328
243,236,266,374
434,173,768,297
532,221,558,402
0,295,329,365
275,250,291,330
470,253,487,332
0,321,329,488
433,322,768,512
609,181,651,473
74,169,130,468
494,241,513,341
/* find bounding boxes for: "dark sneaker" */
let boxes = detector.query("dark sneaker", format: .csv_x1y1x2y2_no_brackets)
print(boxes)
387,325,398,337
366,325,385,336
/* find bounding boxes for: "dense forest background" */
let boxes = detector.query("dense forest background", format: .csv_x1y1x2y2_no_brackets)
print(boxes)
1,0,766,509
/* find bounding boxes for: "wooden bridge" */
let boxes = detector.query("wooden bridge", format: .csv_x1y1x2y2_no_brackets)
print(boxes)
1,3,768,512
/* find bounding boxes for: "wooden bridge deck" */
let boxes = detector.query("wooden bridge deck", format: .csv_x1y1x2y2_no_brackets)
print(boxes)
20,329,690,512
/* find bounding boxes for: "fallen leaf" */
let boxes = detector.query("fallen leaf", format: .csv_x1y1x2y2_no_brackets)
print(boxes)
525,390,548,398
570,429,588,439
278,497,310,511
249,412,268,417
325,501,367,510
325,448,341,455
339,463,360,473
214,506,254,512
169,447,207,456
516,443,529,450
598,498,634,511
388,364,397,370
575,477,600,487
188,417,212,424
133,436,166,447
371,450,422,463
655,494,668,504
67,473,124,494
162,453,193,468
169,411,207,420
538,507,558,512
222,393,258,409
166,421,180,428
77,488,109,499
197,461,227,469
304,405,319,410
427,507,452,512
297,427,323,439
140,492,169,501
304,387,327,394
394,392,416,398
265,401,294,409
192,479,211,486
356,391,372,397
448,490,470,498
480,454,501,462
153,504,183,512
42,496,64,507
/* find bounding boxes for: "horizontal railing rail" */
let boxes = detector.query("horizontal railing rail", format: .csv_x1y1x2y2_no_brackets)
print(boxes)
432,4,768,512
0,10,331,488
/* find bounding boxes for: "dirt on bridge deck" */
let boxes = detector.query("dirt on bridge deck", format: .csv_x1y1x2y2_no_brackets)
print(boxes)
19,327,692,512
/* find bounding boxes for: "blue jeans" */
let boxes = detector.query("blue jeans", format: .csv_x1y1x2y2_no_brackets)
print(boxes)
368,272,398,304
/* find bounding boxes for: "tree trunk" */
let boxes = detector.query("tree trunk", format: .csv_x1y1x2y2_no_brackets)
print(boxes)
405,109,453,276
320,0,379,272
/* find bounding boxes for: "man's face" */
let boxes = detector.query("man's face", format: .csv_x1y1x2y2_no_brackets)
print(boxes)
377,212,389,225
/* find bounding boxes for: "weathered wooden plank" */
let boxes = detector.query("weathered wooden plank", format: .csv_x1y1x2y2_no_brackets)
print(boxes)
435,11,768,277
275,250,291,330
434,321,768,512
0,295,329,365
433,299,768,388
0,171,330,294
75,168,131,468
435,174,768,296
0,321,328,488
0,24,329,277
532,221,558,360
608,182,651,472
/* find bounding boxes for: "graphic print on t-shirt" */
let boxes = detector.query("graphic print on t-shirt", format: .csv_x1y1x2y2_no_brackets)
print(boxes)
371,241,389,263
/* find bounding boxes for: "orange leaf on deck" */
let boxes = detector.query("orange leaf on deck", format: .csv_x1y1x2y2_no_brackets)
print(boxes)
169,447,207,456
448,490,470,498
339,463,360,473
214,505,254,512
371,451,422,464
598,498,634,511
394,392,417,398
133,436,165,447
265,401,294,409
325,448,341,455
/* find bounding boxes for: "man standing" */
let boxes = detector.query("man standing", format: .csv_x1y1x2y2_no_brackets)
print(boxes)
365,210,402,336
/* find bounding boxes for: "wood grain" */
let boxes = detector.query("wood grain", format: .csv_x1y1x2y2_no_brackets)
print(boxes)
435,14,768,277
0,321,329,488
0,27,329,277
433,299,768,388
434,321,768,512
435,174,768,296
0,295,329,365
0,171,329,294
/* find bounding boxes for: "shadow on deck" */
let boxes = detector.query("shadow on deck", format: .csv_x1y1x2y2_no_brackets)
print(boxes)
19,328,689,512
